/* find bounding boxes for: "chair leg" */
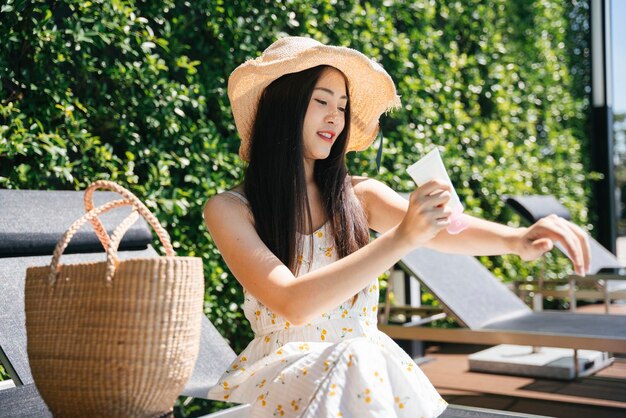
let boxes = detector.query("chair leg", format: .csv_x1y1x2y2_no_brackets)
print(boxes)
533,261,546,311
569,277,577,312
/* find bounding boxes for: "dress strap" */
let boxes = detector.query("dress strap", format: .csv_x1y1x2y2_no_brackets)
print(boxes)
224,190,249,205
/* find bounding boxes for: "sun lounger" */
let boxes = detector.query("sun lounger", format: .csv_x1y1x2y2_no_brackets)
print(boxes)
379,246,626,358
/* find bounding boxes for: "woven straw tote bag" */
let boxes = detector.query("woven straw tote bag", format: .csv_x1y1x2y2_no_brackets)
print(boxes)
25,180,204,417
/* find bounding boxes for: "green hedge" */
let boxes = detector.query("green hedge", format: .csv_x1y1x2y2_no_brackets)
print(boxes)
0,0,592,414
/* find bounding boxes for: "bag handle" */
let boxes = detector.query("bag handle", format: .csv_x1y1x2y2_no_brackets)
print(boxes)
48,199,130,286
106,208,142,276
48,198,174,286
83,180,174,257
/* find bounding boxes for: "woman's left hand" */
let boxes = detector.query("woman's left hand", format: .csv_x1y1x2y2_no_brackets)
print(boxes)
515,214,591,276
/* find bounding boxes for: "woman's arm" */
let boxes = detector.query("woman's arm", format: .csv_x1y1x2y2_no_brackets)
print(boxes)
203,180,452,326
354,176,591,276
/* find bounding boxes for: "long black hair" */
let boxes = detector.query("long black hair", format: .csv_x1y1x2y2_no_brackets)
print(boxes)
244,65,370,275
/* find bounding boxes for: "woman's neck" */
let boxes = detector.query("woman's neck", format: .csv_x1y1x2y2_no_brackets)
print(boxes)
304,157,315,186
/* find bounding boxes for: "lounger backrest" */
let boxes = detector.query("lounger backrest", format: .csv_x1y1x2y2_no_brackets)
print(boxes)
506,195,623,273
505,195,571,222
399,247,531,329
0,189,153,257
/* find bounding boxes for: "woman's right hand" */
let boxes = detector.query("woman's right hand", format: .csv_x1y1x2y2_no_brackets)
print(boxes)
397,179,452,248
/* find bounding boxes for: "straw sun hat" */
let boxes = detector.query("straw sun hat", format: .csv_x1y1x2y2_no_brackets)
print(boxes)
228,36,401,161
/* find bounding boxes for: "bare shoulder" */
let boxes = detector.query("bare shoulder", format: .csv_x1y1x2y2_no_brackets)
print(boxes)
350,174,370,190
203,188,253,229
350,174,371,199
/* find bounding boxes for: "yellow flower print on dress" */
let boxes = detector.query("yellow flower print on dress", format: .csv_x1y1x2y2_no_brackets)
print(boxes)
274,404,285,416
318,243,334,258
339,327,353,338
346,354,354,367
316,230,324,238
329,383,338,396
221,381,230,400
229,358,246,373
320,328,327,341
394,395,410,410
296,254,311,269
374,370,383,383
406,362,414,373
296,367,308,378
356,388,372,404
290,398,302,411
221,382,239,400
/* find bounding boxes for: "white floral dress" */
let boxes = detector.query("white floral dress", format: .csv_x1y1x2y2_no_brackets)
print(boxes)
207,191,447,418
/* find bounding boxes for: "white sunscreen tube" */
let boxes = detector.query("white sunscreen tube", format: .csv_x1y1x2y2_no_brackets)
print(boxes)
406,148,469,234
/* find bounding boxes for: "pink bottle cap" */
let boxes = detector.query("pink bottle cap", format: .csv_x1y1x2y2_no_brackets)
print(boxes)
447,211,469,235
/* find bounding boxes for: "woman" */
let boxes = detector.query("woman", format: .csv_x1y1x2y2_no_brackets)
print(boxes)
203,37,590,418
